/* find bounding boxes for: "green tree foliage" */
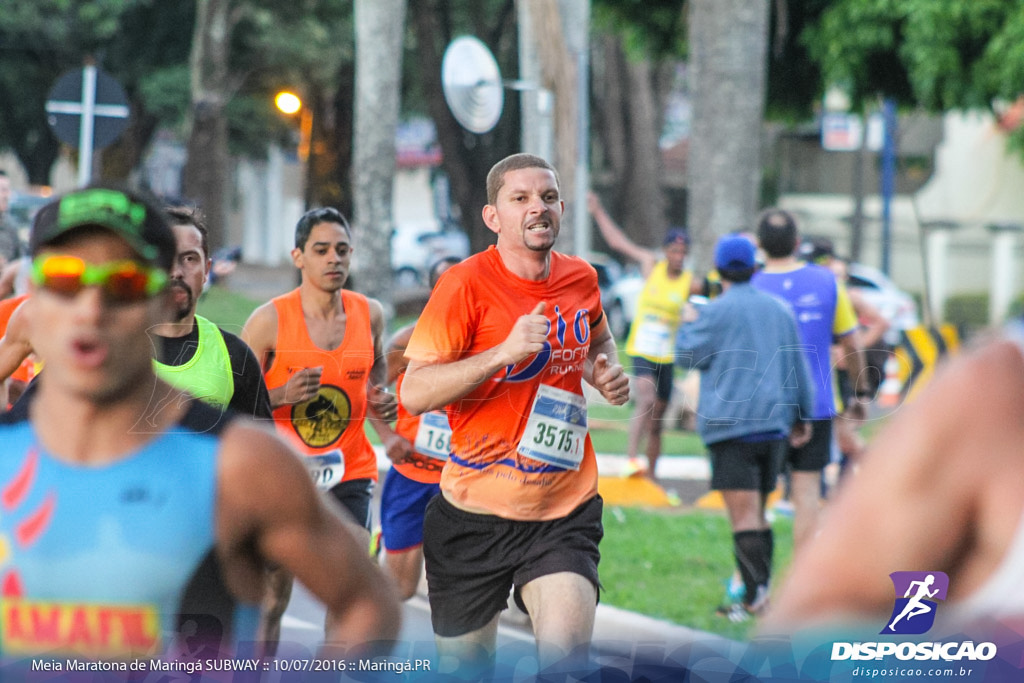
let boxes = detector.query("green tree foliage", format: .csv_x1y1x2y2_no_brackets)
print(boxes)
591,0,827,121
592,0,687,60
804,0,1024,111
0,0,149,183
0,0,333,188
803,0,1024,155
593,0,1024,123
0,0,200,183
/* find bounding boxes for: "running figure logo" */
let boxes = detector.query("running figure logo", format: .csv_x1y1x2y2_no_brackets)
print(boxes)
291,385,351,448
882,571,949,635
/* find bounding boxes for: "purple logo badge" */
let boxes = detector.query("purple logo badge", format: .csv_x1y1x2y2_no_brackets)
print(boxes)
882,571,949,635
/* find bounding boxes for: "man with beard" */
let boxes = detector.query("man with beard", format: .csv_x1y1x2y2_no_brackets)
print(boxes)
150,207,271,420
401,154,630,676
0,207,272,423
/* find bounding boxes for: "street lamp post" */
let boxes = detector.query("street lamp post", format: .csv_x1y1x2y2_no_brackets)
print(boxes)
274,90,312,161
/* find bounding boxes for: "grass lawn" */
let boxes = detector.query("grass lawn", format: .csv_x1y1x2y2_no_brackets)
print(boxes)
196,285,262,334
600,506,794,642
588,400,706,456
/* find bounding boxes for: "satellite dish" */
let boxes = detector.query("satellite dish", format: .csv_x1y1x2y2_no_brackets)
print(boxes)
441,36,504,134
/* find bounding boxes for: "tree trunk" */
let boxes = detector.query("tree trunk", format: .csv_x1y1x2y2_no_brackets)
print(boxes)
181,0,234,250
307,63,355,215
525,0,580,252
352,0,407,309
101,105,158,183
686,0,770,276
409,0,511,256
589,35,672,250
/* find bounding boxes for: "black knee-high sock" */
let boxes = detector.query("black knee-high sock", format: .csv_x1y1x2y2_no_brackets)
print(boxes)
733,529,773,606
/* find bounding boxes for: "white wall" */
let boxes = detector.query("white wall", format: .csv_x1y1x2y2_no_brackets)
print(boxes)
779,111,1024,324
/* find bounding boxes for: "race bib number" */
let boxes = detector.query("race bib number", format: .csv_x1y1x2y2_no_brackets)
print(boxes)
517,384,588,470
413,411,452,461
306,450,344,490
633,317,672,358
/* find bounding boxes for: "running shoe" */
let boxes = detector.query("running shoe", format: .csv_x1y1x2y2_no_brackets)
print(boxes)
716,603,752,624
621,456,648,478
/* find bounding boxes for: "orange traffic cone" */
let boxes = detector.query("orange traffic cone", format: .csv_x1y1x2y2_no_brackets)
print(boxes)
878,355,902,408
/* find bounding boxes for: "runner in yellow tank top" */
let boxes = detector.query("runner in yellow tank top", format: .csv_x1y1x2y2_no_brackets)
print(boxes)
587,192,701,481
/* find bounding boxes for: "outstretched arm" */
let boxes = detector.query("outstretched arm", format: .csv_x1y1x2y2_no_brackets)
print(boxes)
586,191,658,277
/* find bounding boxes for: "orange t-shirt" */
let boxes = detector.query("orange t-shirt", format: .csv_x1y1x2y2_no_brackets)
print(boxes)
403,246,604,521
391,373,446,485
264,288,378,483
0,294,36,384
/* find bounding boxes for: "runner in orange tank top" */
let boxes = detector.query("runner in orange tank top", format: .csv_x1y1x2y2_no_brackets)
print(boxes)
241,206,397,636
0,293,35,407
401,154,630,676
374,256,459,600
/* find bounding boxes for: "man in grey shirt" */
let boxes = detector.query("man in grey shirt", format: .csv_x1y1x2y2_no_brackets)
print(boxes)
675,235,815,621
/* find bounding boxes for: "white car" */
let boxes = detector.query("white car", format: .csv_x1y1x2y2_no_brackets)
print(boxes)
845,262,919,345
391,220,470,288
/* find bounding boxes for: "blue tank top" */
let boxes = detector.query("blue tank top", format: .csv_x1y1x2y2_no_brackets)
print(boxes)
753,263,845,419
0,400,259,662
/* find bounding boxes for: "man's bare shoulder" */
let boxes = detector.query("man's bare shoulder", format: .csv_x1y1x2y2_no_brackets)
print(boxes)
365,296,386,321
241,300,280,345
245,299,279,324
387,323,416,353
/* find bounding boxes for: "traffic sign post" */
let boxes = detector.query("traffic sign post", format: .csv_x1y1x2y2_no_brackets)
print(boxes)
45,65,130,186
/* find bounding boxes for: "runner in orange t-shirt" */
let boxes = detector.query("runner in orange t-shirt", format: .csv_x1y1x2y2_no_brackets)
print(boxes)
401,154,630,675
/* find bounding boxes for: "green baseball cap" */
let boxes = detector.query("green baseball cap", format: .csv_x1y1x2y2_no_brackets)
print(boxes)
30,184,177,271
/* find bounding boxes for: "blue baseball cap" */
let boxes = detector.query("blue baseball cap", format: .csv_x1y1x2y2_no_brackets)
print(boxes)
715,235,756,271
663,228,690,247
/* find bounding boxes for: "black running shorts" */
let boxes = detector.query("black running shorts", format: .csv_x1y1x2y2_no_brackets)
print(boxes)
629,356,675,403
423,494,603,637
709,438,786,493
787,419,833,472
327,477,375,530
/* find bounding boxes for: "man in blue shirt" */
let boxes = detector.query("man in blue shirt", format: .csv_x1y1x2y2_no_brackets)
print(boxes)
752,209,867,553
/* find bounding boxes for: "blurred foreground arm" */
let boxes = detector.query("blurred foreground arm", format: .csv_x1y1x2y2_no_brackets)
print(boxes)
761,337,1024,632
